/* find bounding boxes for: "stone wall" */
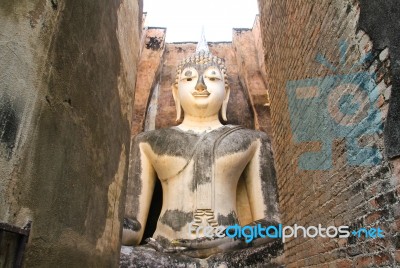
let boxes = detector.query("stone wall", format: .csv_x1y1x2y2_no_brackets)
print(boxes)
0,0,142,266
258,0,399,266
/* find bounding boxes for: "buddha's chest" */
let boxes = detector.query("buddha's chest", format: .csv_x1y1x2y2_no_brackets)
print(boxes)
143,131,257,181
152,146,255,181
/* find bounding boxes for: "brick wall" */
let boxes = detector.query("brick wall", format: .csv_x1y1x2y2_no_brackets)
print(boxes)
258,0,399,266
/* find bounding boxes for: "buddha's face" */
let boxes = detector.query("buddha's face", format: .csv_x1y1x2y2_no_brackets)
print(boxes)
177,64,227,118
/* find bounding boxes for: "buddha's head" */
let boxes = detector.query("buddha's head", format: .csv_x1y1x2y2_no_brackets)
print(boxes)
172,50,230,122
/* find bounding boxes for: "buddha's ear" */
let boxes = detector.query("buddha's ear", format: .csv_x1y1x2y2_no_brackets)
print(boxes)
221,86,230,121
172,83,181,121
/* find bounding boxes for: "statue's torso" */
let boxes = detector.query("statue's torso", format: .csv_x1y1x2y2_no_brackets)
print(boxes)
136,125,268,241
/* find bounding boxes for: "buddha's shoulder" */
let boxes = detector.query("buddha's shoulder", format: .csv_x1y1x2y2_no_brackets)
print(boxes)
134,127,199,144
224,125,271,142
134,125,271,144
133,127,202,157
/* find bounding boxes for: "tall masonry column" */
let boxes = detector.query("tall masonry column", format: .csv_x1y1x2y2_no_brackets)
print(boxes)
0,0,142,266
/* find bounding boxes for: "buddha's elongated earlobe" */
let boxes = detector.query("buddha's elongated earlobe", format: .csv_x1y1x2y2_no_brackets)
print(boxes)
172,84,181,121
221,86,230,121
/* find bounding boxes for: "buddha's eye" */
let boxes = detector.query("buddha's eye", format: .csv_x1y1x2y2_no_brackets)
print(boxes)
181,69,196,82
206,76,219,81
180,76,193,82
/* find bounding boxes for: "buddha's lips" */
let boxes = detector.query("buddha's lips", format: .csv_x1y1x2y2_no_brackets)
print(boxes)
192,91,210,97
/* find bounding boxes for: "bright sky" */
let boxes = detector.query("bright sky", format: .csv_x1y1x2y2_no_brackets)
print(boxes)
143,0,259,42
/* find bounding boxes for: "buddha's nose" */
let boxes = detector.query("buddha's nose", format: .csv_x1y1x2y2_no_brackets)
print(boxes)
195,76,207,92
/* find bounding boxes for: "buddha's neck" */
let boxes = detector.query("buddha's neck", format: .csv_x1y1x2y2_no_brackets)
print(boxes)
178,114,223,133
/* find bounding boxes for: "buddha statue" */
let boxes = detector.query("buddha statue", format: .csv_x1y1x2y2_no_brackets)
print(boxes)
122,40,280,259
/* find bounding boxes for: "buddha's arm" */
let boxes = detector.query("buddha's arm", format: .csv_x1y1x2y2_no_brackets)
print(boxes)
245,133,279,222
122,135,156,245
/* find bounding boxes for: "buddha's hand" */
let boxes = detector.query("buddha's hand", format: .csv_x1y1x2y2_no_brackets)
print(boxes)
170,236,240,258
121,217,142,246
171,235,235,250
170,219,280,257
249,218,279,227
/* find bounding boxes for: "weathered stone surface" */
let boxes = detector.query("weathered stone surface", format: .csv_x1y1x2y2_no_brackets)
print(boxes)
0,0,142,266
357,0,400,159
131,28,166,135
120,240,283,268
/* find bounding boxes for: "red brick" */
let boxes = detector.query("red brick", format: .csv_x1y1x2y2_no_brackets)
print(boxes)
297,259,306,267
369,198,379,209
392,158,400,183
355,256,373,267
393,219,400,232
334,259,352,268
395,250,400,264
365,211,383,225
376,94,385,108
373,252,391,266
337,238,347,247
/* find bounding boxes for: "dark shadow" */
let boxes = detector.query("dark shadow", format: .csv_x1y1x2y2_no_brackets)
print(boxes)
0,95,19,160
141,178,162,243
